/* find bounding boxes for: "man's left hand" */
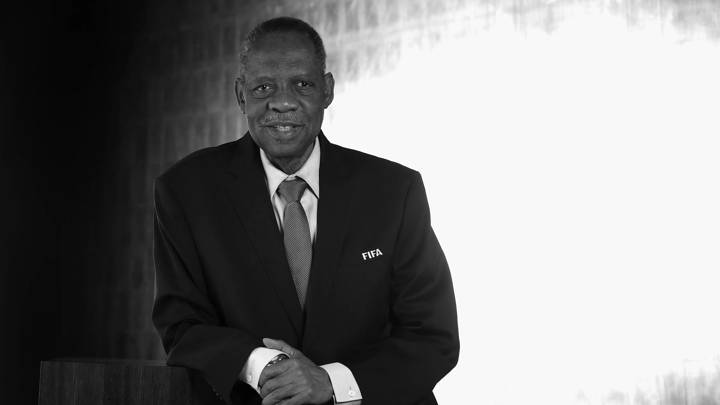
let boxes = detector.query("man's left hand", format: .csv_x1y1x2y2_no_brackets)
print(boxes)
258,338,334,405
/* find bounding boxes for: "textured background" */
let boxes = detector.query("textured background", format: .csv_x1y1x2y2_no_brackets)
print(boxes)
2,0,719,404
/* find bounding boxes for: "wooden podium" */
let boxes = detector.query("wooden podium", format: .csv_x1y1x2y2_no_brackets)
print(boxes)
38,358,225,405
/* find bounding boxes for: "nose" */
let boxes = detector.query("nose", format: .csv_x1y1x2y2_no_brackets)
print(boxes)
268,88,299,112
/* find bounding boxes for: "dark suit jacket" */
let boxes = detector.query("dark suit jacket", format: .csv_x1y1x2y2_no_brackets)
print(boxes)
153,133,459,405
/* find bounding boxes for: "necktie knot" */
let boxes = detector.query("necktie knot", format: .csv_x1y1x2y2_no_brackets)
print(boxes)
278,178,308,203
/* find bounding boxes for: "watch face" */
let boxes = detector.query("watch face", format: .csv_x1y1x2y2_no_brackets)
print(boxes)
266,353,290,367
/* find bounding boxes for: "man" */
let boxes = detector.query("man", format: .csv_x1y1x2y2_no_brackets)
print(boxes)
153,17,458,405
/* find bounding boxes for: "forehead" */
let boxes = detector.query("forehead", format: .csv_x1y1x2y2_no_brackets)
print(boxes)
245,32,321,79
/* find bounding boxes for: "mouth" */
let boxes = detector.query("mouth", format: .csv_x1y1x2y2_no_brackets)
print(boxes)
270,125,297,132
262,122,304,133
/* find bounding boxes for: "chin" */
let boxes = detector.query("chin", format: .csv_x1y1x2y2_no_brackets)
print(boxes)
258,138,292,151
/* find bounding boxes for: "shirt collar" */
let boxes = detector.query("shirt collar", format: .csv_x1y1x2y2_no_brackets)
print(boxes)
259,138,321,199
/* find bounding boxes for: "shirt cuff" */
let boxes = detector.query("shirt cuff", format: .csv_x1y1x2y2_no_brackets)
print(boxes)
239,347,287,393
319,362,362,403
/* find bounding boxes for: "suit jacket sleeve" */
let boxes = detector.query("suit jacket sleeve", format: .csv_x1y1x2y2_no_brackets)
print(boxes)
152,176,258,403
346,172,460,405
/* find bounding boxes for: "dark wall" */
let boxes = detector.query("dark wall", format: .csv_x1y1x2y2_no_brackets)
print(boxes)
1,1,144,402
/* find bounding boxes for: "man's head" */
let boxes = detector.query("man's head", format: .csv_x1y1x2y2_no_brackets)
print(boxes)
235,17,334,173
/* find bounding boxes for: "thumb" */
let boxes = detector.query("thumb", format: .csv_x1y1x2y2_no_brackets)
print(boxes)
263,338,300,358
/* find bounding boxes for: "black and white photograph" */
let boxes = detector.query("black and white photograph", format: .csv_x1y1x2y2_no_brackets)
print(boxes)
2,1,719,404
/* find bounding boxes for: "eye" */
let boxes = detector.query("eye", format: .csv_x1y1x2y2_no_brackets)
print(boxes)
296,80,313,89
252,83,273,97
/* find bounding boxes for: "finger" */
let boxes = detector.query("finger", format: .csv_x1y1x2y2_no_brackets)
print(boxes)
260,358,312,396
272,391,310,405
259,367,292,398
262,361,324,401
276,392,311,405
261,382,300,405
263,338,301,358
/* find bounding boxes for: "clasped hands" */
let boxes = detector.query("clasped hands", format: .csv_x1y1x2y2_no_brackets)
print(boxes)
258,338,333,405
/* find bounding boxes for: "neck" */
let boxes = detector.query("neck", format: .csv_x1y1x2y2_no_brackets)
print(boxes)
268,141,315,174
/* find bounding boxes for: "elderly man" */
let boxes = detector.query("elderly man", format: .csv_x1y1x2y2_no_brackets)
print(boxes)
153,17,458,405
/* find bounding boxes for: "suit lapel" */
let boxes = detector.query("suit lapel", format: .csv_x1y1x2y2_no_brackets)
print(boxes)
303,134,354,344
222,134,303,338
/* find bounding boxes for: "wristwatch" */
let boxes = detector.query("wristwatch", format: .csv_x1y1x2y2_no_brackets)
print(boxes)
265,353,289,367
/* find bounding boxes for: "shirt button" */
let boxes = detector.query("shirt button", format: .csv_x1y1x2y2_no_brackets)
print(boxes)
348,389,356,397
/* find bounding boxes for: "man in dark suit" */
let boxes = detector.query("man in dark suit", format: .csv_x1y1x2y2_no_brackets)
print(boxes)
153,17,459,405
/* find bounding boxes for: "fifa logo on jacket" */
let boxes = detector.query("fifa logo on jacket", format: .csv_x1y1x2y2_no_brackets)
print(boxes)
361,249,383,261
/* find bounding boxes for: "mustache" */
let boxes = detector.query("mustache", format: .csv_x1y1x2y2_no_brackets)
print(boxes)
260,114,304,125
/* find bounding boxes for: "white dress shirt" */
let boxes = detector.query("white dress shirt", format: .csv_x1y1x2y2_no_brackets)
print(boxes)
238,139,362,403
261,137,321,240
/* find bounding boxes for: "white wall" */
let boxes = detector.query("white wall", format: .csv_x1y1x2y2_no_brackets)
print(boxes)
325,3,720,403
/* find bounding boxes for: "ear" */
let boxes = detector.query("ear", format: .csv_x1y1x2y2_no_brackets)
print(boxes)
234,77,246,114
322,72,335,109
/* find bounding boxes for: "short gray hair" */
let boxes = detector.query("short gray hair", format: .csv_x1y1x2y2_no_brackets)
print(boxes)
238,17,327,83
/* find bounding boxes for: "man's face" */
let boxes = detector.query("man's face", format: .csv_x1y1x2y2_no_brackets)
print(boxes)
238,32,334,166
